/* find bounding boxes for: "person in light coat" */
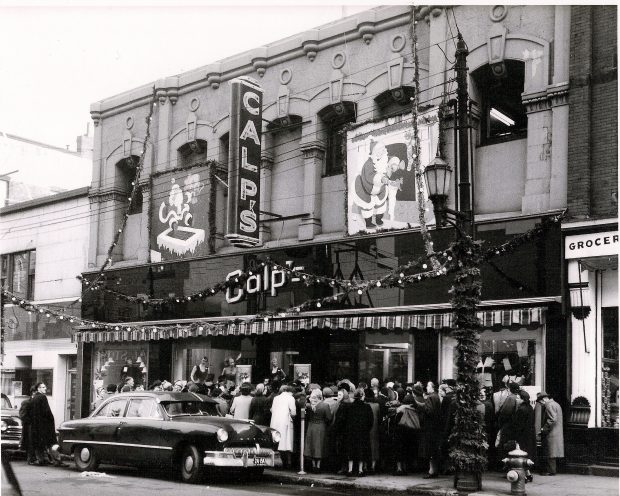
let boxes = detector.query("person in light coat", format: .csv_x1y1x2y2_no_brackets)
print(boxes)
270,385,297,468
539,392,564,475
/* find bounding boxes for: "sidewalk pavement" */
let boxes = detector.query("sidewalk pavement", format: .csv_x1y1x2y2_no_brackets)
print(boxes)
264,469,618,496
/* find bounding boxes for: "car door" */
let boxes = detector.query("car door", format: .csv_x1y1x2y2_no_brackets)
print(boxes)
89,397,130,461
117,398,171,466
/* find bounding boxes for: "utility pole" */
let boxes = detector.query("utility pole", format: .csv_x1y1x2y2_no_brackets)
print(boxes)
455,33,472,237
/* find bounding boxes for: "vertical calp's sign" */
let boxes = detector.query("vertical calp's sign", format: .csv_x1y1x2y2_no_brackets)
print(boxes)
226,77,263,247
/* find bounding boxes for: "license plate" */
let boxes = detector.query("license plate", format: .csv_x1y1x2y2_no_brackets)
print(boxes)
253,457,266,466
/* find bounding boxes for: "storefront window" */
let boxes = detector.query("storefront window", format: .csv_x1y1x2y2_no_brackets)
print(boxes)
478,330,539,391
361,333,411,384
93,345,148,396
602,307,618,428
14,369,53,395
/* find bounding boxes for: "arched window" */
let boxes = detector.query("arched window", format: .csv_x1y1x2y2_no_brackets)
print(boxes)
318,102,357,176
116,156,142,215
471,60,527,145
177,139,208,169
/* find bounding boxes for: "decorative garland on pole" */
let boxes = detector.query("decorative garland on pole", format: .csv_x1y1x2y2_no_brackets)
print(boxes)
410,6,440,270
448,235,487,475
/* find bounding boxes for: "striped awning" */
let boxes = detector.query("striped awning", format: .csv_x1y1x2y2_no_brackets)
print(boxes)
73,306,546,344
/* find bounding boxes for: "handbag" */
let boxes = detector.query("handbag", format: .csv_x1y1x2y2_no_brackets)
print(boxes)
397,406,421,430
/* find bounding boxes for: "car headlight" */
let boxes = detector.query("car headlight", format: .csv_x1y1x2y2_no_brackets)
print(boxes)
271,429,281,444
216,428,228,443
0,421,7,432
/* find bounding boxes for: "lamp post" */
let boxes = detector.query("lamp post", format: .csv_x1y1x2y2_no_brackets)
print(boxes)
423,33,486,492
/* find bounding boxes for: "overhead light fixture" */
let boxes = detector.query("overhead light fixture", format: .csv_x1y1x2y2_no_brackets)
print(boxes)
490,108,515,126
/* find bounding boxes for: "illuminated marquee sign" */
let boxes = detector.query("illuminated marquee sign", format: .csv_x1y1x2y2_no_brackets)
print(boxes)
224,262,304,304
226,77,263,248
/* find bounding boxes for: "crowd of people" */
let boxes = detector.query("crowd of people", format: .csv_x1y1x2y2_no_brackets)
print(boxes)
92,355,564,479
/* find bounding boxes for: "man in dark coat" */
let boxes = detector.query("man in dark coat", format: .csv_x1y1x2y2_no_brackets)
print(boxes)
413,382,442,478
438,381,457,473
343,388,374,476
30,382,65,466
540,393,564,476
19,386,37,464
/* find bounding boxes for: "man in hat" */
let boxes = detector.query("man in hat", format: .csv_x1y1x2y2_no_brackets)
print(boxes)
539,393,564,475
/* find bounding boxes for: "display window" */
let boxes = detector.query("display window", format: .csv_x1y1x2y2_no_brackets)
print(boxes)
93,345,148,397
602,307,618,428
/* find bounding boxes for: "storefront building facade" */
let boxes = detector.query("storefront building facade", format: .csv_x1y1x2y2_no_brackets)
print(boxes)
1,187,90,426
77,4,571,425
562,5,618,471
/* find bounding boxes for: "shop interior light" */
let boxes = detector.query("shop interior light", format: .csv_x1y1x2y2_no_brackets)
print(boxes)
490,107,515,126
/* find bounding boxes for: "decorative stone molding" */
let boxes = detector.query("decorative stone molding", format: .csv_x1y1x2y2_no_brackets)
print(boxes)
391,34,407,53
252,47,268,77
89,190,130,204
489,5,508,22
206,63,222,89
357,10,377,45
548,86,569,107
332,52,346,70
276,84,290,119
301,30,320,62
189,97,200,112
523,91,552,113
167,87,178,105
487,24,508,77
125,116,134,130
90,107,102,127
156,89,167,105
279,68,293,85
300,141,326,160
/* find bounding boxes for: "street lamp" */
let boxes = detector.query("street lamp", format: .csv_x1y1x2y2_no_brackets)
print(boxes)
424,33,486,492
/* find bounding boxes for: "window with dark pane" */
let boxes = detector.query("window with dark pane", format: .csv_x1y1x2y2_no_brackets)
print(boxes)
472,60,527,145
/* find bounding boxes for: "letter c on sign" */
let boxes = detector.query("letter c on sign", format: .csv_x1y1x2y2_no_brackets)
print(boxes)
243,92,260,115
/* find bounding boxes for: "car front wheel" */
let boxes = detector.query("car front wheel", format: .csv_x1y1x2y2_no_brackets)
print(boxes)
73,445,99,471
180,445,204,484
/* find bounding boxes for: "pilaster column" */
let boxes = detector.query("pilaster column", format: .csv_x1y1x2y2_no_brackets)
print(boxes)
260,132,274,242
521,95,552,213
137,180,150,263
298,141,325,241
155,91,171,174
88,105,103,268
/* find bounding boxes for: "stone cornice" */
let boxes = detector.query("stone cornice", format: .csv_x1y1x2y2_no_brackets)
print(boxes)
90,6,411,117
523,82,570,113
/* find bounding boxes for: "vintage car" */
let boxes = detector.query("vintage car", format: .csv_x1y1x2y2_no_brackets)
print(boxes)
57,391,281,483
1,394,22,452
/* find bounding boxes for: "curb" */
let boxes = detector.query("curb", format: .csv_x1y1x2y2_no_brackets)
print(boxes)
264,470,458,496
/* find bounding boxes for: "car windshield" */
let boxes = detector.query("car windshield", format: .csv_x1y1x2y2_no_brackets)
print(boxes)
1,396,12,409
162,401,213,417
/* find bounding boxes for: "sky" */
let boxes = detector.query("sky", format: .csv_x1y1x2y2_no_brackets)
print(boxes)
0,1,386,151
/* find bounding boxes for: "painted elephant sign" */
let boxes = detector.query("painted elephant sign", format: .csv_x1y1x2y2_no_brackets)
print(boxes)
150,166,210,261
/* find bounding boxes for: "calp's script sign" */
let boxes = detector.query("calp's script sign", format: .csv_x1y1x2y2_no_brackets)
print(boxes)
226,77,263,247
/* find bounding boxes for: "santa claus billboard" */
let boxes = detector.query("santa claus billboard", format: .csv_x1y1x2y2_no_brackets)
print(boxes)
346,109,439,236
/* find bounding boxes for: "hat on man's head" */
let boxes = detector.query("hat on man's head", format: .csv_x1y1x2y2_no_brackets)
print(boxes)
443,379,457,388
538,391,549,399
508,382,521,394
413,384,425,396
386,381,395,389
323,387,334,398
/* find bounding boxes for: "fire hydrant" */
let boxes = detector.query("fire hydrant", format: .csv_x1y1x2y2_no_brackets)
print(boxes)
502,446,534,495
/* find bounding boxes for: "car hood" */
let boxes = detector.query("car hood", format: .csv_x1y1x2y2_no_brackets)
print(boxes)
0,408,19,418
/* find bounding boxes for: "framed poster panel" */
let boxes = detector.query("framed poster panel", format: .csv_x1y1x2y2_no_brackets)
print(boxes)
150,165,210,261
294,364,311,385
346,110,439,235
236,364,252,385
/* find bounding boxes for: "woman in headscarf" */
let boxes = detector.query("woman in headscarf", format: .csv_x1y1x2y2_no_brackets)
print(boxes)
304,388,332,473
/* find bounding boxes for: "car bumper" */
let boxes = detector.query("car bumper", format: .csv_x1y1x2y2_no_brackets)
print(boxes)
1,439,21,450
203,448,281,468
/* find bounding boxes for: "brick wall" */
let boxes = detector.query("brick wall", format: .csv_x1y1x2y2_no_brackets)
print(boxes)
568,6,618,220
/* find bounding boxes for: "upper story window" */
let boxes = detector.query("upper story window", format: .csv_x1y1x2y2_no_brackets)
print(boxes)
1,250,36,300
178,139,208,169
319,102,357,177
472,60,527,145
117,156,142,215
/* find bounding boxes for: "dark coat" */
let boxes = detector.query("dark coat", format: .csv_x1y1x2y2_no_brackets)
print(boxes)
249,395,272,426
30,392,56,449
342,399,373,461
440,392,457,444
414,392,442,458
19,398,33,452
503,402,536,460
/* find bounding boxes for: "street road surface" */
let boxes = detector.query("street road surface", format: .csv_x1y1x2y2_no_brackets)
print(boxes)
10,460,351,496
